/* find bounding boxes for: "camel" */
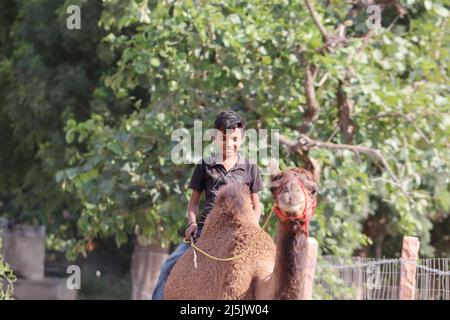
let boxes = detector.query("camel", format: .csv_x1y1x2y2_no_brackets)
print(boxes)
164,159,320,300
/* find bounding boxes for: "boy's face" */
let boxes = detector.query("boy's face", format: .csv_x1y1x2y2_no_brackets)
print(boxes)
215,128,244,159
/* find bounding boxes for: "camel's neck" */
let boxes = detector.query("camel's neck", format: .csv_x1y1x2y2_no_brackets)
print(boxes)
272,221,308,300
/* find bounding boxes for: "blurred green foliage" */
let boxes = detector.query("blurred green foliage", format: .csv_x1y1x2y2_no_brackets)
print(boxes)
0,237,16,299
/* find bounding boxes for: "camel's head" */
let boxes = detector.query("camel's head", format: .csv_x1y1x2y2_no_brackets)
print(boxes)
268,158,320,234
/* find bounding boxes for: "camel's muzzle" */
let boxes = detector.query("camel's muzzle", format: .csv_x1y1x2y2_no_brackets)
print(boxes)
273,178,317,236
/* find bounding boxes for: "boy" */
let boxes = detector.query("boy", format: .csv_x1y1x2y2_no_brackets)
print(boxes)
151,110,264,300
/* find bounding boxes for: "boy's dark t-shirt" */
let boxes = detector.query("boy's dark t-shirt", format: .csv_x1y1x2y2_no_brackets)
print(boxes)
188,153,264,232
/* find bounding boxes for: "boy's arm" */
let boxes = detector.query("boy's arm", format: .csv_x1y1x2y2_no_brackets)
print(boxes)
251,192,262,224
249,164,264,224
186,190,201,224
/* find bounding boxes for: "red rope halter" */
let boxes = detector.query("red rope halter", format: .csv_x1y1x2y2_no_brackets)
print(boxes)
273,178,317,237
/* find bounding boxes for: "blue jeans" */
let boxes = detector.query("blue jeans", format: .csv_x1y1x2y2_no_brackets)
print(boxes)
151,242,190,300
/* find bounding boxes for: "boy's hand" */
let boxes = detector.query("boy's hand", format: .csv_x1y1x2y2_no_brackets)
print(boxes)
184,222,198,241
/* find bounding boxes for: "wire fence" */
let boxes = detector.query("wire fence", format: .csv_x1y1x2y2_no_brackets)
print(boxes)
416,258,450,300
313,256,450,300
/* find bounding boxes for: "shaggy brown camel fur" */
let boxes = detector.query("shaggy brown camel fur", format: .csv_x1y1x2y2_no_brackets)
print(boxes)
164,160,319,300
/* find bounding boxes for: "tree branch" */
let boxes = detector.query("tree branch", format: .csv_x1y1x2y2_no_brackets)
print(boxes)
337,79,356,144
299,64,320,133
304,0,329,42
366,112,432,145
275,133,415,204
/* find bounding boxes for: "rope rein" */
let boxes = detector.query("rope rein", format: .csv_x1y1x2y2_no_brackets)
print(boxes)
272,177,316,237
182,204,276,266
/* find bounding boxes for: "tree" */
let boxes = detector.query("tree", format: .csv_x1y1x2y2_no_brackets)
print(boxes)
0,0,119,254
59,0,449,259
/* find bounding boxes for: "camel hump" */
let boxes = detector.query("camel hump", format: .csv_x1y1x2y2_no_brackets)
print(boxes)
214,183,254,220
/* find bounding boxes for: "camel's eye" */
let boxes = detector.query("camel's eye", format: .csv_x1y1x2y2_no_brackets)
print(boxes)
271,173,282,181
311,187,318,196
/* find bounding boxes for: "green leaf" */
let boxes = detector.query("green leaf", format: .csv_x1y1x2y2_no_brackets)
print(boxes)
66,129,75,144
66,168,79,180
134,62,147,75
262,56,272,65
156,113,165,122
372,49,382,61
232,68,243,80
227,14,241,25
434,5,448,17
115,230,128,247
55,171,65,183
150,58,160,67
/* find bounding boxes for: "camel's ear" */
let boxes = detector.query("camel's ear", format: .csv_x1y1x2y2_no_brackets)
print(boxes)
267,158,281,177
306,158,320,184
268,158,282,193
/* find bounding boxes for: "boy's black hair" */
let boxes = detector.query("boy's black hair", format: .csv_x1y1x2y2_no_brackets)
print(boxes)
214,110,246,133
